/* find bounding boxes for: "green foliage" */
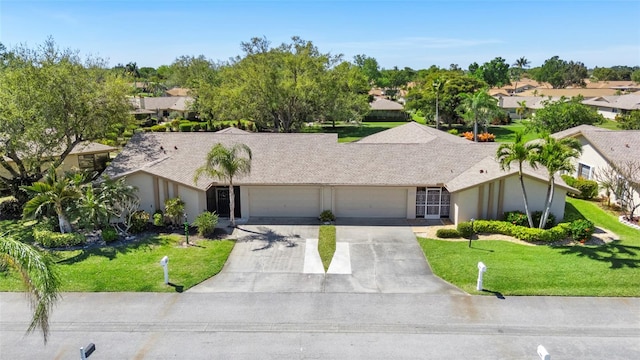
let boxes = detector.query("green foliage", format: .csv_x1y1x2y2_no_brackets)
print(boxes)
0,198,22,220
480,57,511,87
179,123,193,132
101,227,119,243
504,210,528,227
435,228,461,238
33,229,86,248
569,219,595,242
447,129,459,135
319,210,336,222
572,178,598,200
164,198,185,226
153,212,164,227
472,219,568,243
490,111,511,125
532,211,556,229
457,221,474,238
530,97,604,133
615,110,640,130
533,56,587,88
318,225,336,272
193,211,219,236
561,174,576,187
129,210,149,233
149,124,167,132
631,69,640,83
168,111,181,120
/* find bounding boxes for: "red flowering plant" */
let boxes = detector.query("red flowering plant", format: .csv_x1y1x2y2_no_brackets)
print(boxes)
569,219,595,243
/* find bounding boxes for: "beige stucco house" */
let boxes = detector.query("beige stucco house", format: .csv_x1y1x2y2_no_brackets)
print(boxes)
104,122,571,224
581,93,640,119
553,125,640,208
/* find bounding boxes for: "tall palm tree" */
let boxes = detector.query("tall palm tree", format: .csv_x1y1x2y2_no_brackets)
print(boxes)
459,89,500,142
511,56,530,94
432,78,446,129
194,143,252,227
536,135,583,228
496,130,541,227
0,234,60,343
21,167,83,233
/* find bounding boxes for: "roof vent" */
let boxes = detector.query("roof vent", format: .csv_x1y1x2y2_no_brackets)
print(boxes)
625,144,630,148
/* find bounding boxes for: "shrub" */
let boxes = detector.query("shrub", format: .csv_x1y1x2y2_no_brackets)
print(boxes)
192,123,201,132
153,212,165,227
436,228,461,238
0,198,22,220
447,129,459,135
457,221,474,238
490,111,511,125
569,219,594,242
193,211,219,236
179,123,193,132
532,211,556,229
164,198,185,226
573,178,598,200
33,229,86,248
477,132,496,142
561,174,576,187
170,119,181,131
102,227,119,243
168,111,181,120
149,124,167,132
130,210,150,234
319,210,336,222
504,210,528,227
472,219,568,243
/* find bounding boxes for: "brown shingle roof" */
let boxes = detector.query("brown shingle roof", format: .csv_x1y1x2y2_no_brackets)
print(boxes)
370,98,404,111
357,122,468,144
582,93,640,111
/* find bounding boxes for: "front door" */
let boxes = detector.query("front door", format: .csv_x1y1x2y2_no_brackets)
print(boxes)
425,188,441,219
216,188,230,217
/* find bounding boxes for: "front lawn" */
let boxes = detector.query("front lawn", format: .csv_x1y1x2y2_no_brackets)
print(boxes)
0,228,234,292
418,198,640,296
303,121,408,142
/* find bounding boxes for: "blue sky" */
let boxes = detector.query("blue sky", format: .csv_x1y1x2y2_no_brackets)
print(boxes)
1,0,639,70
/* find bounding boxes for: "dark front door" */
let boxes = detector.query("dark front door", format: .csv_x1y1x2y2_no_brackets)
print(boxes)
216,188,230,217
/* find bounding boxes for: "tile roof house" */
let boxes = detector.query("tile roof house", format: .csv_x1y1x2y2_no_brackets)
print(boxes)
104,123,572,225
581,93,640,119
552,125,640,209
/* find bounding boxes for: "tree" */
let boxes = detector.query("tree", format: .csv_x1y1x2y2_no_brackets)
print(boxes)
610,160,640,222
0,38,131,203
536,135,583,228
458,89,500,142
432,77,446,129
632,69,640,83
616,110,640,130
516,100,528,121
194,143,252,227
480,57,511,87
321,61,370,127
0,234,60,343
496,130,541,228
21,167,84,233
591,67,620,81
353,54,381,86
166,55,218,88
533,56,587,88
511,56,530,93
95,176,139,234
529,96,604,133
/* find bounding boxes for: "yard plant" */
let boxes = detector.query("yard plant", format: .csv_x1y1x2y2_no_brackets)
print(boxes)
318,225,336,272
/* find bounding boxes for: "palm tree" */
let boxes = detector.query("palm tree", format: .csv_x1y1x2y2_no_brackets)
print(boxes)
516,100,528,121
459,89,500,142
194,143,252,227
0,234,60,343
432,78,446,129
496,130,541,227
536,135,583,228
21,167,83,233
511,56,530,94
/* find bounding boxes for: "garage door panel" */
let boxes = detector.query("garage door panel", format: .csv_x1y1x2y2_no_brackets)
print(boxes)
249,186,321,217
335,187,407,218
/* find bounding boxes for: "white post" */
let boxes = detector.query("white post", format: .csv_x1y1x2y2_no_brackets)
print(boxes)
537,345,550,360
477,262,487,291
80,347,86,360
160,256,169,284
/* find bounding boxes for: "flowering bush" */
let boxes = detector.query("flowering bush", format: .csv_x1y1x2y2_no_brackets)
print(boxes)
461,131,474,141
569,219,594,243
477,132,496,142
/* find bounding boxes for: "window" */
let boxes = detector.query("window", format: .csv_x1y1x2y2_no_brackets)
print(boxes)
78,153,110,173
577,163,591,179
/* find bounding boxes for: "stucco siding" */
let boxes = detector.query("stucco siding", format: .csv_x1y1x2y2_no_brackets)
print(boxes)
247,186,322,217
177,185,204,223
334,186,408,218
451,188,478,223
127,172,156,215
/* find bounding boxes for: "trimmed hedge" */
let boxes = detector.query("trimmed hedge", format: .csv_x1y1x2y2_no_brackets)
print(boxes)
457,221,474,238
179,123,193,132
562,175,598,200
472,219,570,243
34,229,87,248
436,228,461,238
102,227,119,243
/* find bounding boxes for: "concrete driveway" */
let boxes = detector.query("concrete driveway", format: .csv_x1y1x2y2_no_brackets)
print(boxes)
189,219,462,294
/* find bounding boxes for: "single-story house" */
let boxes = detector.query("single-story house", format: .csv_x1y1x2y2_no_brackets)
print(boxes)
366,98,409,121
0,142,117,182
552,125,640,207
129,96,195,120
496,96,562,119
581,93,640,119
104,122,572,224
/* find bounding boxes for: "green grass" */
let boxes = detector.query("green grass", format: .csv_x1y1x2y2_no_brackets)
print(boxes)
489,120,541,143
318,225,336,272
418,197,640,296
597,119,620,130
0,228,234,292
303,121,409,142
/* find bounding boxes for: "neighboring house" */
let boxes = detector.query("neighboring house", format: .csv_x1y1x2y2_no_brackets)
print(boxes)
552,125,640,207
0,142,117,180
129,96,195,120
517,88,628,98
165,87,191,97
581,93,640,119
366,98,408,121
489,78,541,96
104,123,572,224
496,96,562,119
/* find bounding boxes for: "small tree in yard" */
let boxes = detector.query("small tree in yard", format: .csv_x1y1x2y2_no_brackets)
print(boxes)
193,211,219,237
594,165,620,207
164,198,185,227
611,160,640,222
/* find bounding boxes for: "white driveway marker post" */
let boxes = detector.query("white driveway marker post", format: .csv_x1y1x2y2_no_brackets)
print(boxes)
537,345,550,360
477,262,487,291
160,256,169,284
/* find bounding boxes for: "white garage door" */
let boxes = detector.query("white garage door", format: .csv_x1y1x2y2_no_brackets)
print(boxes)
334,187,407,218
248,186,321,217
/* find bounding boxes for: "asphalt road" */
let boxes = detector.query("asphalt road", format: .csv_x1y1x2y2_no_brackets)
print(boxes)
1,292,638,359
